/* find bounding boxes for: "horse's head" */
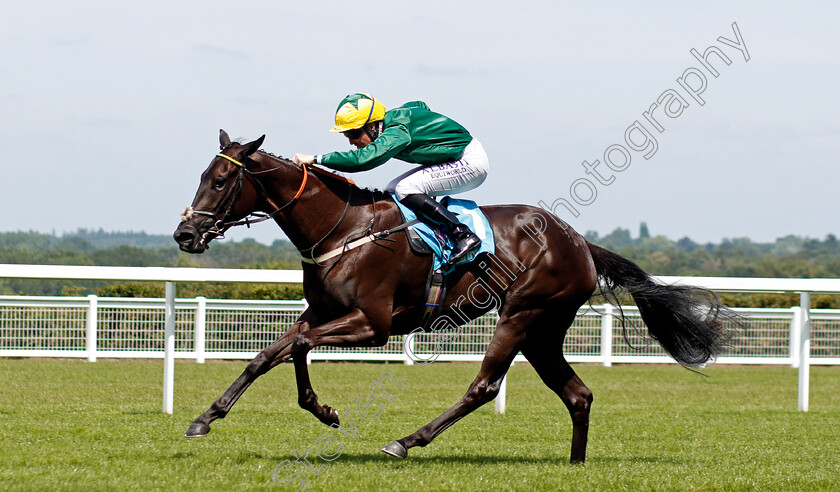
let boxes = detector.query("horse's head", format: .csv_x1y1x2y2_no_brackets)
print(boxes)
174,129,266,253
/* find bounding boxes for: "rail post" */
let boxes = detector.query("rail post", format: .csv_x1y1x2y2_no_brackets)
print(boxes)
86,294,97,362
403,333,415,365
797,292,810,412
601,304,613,367
195,296,206,364
495,361,513,415
163,282,176,415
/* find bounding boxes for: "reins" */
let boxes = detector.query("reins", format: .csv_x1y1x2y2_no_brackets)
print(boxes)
188,150,381,266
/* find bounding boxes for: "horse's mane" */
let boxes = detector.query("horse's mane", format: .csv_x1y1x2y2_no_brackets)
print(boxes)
255,149,391,202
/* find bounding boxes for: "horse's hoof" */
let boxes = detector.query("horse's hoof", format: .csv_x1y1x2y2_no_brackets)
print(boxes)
381,441,407,459
319,406,340,428
185,422,210,438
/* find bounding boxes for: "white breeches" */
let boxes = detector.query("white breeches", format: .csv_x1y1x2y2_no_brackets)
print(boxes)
386,139,489,200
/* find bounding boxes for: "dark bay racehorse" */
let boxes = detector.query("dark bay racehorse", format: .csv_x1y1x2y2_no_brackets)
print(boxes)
173,130,734,463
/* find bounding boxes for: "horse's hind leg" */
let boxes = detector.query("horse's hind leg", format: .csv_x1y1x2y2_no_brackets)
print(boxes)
184,311,312,437
381,313,528,458
520,314,593,464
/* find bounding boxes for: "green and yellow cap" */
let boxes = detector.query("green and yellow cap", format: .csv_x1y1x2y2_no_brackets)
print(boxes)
331,93,386,133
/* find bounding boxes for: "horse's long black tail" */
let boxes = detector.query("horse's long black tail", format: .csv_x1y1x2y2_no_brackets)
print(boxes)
586,242,737,367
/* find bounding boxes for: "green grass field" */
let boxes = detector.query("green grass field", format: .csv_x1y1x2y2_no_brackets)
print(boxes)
1,359,838,491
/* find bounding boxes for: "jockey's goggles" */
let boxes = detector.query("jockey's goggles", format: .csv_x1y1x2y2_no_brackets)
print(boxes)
343,127,365,140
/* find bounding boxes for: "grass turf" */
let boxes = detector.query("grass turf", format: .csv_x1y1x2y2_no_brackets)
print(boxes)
0,359,838,491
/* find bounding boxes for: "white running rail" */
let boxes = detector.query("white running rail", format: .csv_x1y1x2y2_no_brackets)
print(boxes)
2,264,839,414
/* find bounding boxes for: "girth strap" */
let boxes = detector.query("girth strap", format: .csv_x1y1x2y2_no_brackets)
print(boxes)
300,219,420,265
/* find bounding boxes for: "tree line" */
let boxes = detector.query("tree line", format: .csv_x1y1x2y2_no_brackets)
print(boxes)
2,226,840,307
586,223,840,308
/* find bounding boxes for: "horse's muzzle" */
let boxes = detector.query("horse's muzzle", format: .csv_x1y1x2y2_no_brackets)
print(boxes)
173,221,207,253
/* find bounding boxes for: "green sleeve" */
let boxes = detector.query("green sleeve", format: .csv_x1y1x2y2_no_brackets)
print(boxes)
320,124,411,172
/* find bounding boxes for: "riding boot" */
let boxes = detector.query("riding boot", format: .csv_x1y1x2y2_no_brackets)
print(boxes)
400,193,481,265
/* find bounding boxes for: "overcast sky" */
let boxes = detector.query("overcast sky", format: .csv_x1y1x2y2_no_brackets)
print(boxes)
2,1,838,246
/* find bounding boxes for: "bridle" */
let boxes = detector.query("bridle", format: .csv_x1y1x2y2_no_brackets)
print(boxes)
183,152,309,244
183,150,375,266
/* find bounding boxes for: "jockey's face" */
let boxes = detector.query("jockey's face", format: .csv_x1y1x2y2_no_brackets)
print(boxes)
347,130,372,149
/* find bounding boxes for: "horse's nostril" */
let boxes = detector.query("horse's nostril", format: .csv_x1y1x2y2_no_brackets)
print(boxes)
174,222,207,253
174,231,195,245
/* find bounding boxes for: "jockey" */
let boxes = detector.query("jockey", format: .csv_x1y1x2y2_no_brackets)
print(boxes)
293,93,489,266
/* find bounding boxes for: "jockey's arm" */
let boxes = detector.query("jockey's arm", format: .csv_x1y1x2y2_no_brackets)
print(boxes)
317,124,411,172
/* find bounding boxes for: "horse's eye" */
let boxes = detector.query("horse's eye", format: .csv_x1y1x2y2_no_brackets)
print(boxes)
214,177,226,189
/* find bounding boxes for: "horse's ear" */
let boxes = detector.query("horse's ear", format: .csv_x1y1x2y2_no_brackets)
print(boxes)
242,134,266,157
219,129,231,150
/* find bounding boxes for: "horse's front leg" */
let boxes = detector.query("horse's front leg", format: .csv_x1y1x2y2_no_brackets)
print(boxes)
290,308,384,427
185,310,314,437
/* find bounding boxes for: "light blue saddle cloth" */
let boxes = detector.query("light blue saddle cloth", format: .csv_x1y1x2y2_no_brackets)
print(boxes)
391,193,495,272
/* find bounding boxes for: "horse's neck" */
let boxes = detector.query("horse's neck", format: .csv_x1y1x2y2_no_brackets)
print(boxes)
255,154,376,253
